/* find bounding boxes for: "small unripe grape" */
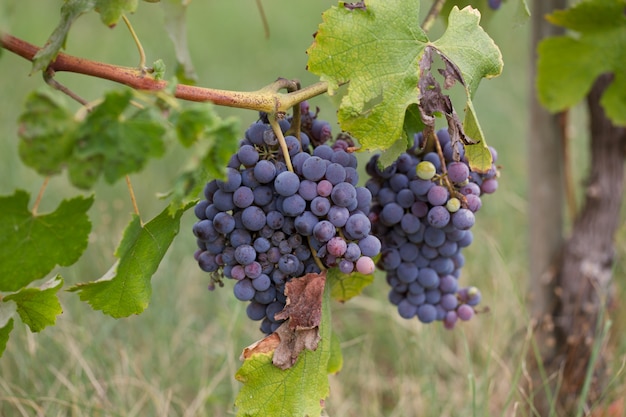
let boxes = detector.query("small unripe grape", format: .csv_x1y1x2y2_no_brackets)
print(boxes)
446,197,461,213
416,161,436,180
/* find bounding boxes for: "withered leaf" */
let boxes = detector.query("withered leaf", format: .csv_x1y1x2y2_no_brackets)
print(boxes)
275,272,326,329
241,333,280,360
271,271,326,369
418,46,477,160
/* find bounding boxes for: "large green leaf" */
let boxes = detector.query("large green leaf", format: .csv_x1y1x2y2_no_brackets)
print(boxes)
0,190,93,292
68,202,192,318
307,1,502,169
4,276,63,333
68,90,166,189
234,283,332,417
32,0,95,73
537,0,626,125
18,90,78,176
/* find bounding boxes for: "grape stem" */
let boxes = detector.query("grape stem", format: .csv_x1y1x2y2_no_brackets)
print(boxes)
121,15,146,70
307,237,327,272
269,115,294,173
125,175,141,223
32,177,50,216
0,33,330,114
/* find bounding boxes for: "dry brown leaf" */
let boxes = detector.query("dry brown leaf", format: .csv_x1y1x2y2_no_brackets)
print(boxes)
272,271,326,369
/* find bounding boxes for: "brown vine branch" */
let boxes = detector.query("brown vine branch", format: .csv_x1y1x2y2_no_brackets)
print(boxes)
44,68,89,106
0,32,329,113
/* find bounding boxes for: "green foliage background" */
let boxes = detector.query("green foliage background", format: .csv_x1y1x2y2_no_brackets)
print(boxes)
1,1,626,416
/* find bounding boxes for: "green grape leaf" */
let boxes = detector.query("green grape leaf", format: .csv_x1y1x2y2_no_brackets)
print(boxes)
200,119,240,180
327,330,343,374
18,90,78,176
162,0,198,84
68,90,166,189
537,0,626,125
68,202,192,318
0,191,93,292
432,6,503,98
235,280,331,417
95,0,138,27
0,318,14,358
32,0,95,73
307,1,502,167
463,100,493,173
4,276,63,333
172,104,220,147
307,0,428,155
327,267,374,303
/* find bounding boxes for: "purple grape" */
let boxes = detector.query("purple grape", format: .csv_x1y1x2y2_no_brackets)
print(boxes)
427,206,450,228
427,185,449,206
237,144,259,167
311,196,331,216
274,171,300,196
254,160,276,183
488,0,502,10
344,213,371,240
416,304,437,323
452,208,475,230
246,301,267,321
447,162,470,184
241,206,266,231
313,220,336,243
302,156,326,181
481,178,498,194
330,182,357,207
398,299,418,319
457,304,474,321
358,235,381,257
234,279,255,301
327,236,348,257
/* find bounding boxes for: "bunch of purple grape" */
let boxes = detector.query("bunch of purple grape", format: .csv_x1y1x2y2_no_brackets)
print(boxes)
366,129,498,329
193,106,380,334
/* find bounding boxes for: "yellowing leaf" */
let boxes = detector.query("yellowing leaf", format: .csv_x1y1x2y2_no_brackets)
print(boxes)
307,1,502,168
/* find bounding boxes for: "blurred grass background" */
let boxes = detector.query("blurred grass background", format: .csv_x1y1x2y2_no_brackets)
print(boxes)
1,1,625,416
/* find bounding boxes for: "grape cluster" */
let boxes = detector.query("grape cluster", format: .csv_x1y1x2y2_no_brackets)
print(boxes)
193,107,380,334
366,129,498,329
